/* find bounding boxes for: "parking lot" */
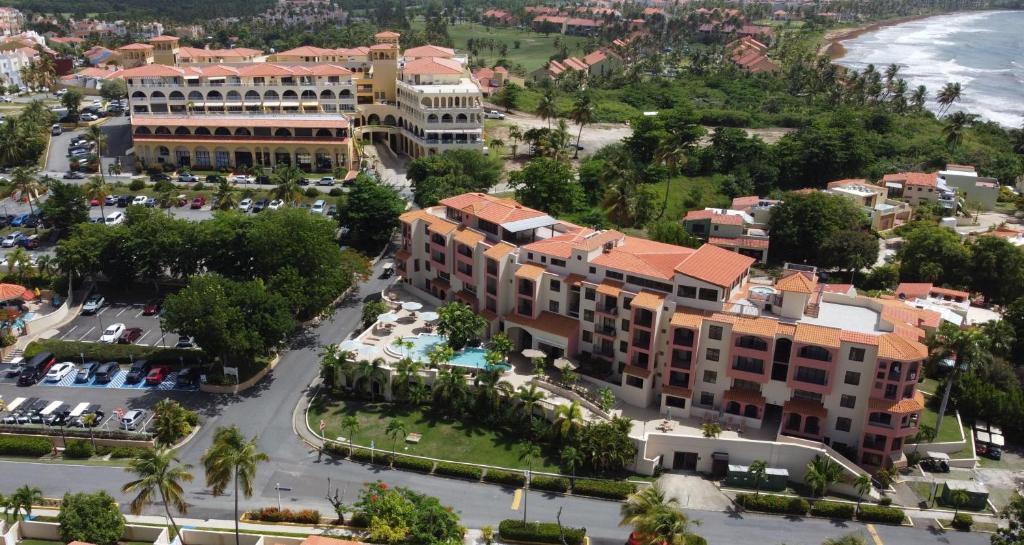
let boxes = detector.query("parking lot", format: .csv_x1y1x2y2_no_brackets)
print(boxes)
55,299,170,346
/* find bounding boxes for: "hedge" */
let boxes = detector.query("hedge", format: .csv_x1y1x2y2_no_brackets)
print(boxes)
856,504,905,524
0,435,53,457
572,479,637,499
434,462,483,481
111,446,152,458
63,439,94,459
391,455,434,473
498,520,585,545
530,476,570,493
735,493,809,515
247,507,321,524
810,500,855,519
484,469,527,487
24,339,204,366
951,513,973,530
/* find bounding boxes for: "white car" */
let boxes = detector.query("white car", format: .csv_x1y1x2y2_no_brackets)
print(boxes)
316,176,335,186
485,110,506,119
234,175,251,184
311,199,326,214
80,113,98,121
45,362,76,381
238,198,253,212
99,323,126,343
1,232,22,248
105,211,124,225
267,199,284,210
131,195,147,206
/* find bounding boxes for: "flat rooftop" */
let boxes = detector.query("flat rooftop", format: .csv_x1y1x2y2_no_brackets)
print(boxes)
802,301,882,333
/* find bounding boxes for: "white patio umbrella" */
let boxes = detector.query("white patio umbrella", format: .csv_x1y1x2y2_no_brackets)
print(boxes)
419,311,439,322
521,348,546,359
402,301,424,312
379,312,400,324
553,357,577,371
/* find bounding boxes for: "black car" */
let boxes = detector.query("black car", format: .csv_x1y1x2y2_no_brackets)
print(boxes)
176,366,199,387
18,351,56,386
47,409,72,427
124,359,151,384
62,171,85,179
920,457,950,472
75,361,101,383
149,173,170,182
22,215,40,228
206,174,226,184
252,199,269,213
298,177,310,186
93,361,120,384
117,195,132,207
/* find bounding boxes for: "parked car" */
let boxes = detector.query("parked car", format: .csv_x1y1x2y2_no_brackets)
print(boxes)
143,299,161,316
920,457,950,473
118,327,143,344
145,367,169,385
116,195,131,207
45,362,76,381
104,195,118,206
234,175,252,184
145,197,157,208
316,176,335,186
255,175,271,184
205,174,226,184
175,335,195,348
311,199,326,214
99,323,126,343
105,211,125,225
51,124,63,136
298,177,310,186
63,171,85,179
326,205,337,217
178,173,199,183
1,231,24,247
252,199,269,213
80,113,98,121
120,409,146,430
149,173,170,182
131,195,147,206
82,294,105,314
190,196,206,209
176,366,200,387
485,110,506,119
9,214,28,227
17,352,56,386
75,361,101,383
93,362,120,383
17,234,38,249
238,198,253,212
124,359,151,384
267,199,284,210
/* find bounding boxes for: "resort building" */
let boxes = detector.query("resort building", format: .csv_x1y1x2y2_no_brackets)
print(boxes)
682,207,770,263
395,192,933,469
0,7,25,36
882,165,998,213
825,178,912,230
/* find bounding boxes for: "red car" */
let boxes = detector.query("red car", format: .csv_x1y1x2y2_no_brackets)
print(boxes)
143,299,161,316
90,198,101,206
118,327,143,344
145,366,169,385
190,196,206,209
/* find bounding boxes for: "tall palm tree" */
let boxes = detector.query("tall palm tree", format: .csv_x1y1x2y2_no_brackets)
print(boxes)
8,485,42,520
519,444,542,522
620,483,679,529
515,383,544,422
271,165,304,206
553,400,584,441
853,474,872,512
632,505,696,545
6,247,28,278
569,92,594,159
561,446,583,486
214,180,237,211
392,358,423,402
942,111,978,150
910,85,928,111
355,358,387,401
932,323,986,437
433,367,469,413
201,426,269,545
385,418,407,458
804,455,842,497
507,125,522,159
536,89,558,129
82,175,112,222
340,415,360,455
86,124,107,180
749,459,768,496
123,449,194,545
6,166,44,220
474,367,511,414
936,82,963,115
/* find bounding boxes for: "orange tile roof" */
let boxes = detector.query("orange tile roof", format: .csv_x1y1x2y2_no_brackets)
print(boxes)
776,272,816,294
623,365,651,379
895,282,933,300
148,35,179,42
777,323,797,336
118,42,153,51
869,391,924,414
671,309,704,329
302,536,365,545
403,56,464,75
675,244,754,288
930,286,970,299
822,284,854,295
723,388,766,406
375,31,401,38
662,385,692,398
514,263,546,280
839,330,879,346
441,193,548,226
732,316,778,337
394,248,411,261
454,228,485,247
596,281,623,297
504,311,578,339
427,218,458,236
794,323,840,348
708,236,770,250
631,291,665,311
483,242,517,260
404,44,455,58
784,398,826,418
399,209,433,224
878,333,927,360
565,274,586,286
592,235,695,280
731,196,760,210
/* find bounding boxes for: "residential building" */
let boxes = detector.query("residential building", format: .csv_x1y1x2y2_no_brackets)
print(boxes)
0,47,33,88
730,195,779,225
529,48,623,82
939,165,999,211
682,208,770,263
116,43,154,68
261,0,347,26
825,179,912,230
471,66,508,97
726,36,779,73
894,282,970,326
882,165,998,214
396,193,932,468
482,9,517,26
0,7,25,36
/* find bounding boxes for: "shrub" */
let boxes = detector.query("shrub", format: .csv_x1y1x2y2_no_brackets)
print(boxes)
110,446,152,459
24,340,204,366
328,187,343,197
63,439,94,459
0,435,53,457
856,504,905,524
810,500,855,519
192,182,205,191
347,512,369,528
530,476,570,493
484,469,526,487
735,493,809,515
304,187,320,198
572,479,636,499
685,536,707,545
878,497,893,506
951,513,973,530
391,455,434,473
248,507,321,524
498,520,585,545
58,491,125,545
128,179,145,191
434,462,483,481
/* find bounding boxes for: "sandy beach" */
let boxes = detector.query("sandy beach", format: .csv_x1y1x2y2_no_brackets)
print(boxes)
819,14,937,59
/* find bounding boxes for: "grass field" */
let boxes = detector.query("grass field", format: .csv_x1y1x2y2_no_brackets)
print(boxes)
309,396,561,472
410,20,592,73
917,405,966,444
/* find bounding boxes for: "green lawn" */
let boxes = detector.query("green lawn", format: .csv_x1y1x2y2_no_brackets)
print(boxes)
309,397,561,472
410,20,591,73
641,175,732,225
915,405,965,444
918,378,940,395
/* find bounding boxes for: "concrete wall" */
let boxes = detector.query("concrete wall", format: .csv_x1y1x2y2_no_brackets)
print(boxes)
181,528,264,545
24,300,69,336
13,520,167,545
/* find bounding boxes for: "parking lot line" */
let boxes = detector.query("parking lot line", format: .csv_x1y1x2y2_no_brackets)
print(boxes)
59,325,77,340
134,309,144,319
136,330,151,344
77,327,95,341
116,306,129,317
96,307,108,316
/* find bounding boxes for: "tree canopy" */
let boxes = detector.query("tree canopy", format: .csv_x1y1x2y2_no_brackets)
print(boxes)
408,150,503,207
338,173,406,252
509,157,582,216
766,192,872,266
57,491,126,545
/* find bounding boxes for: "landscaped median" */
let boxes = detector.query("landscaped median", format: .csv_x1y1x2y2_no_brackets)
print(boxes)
24,339,204,365
734,493,907,524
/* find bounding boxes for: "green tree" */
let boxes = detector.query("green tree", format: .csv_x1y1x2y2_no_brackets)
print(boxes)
509,157,582,216
496,81,520,113
436,301,486,350
99,78,128,102
647,221,702,248
701,422,721,438
214,180,237,210
569,92,594,159
408,150,503,207
355,357,388,401
123,449,194,544
201,426,269,545
854,474,873,511
385,418,407,458
5,166,45,220
993,494,1024,545
949,489,970,516
341,415,360,455
362,299,390,329
749,460,768,496
152,398,195,447
488,333,513,361
932,322,987,436
61,88,83,122
8,485,42,520
82,175,112,223
943,111,978,150
40,179,89,231
433,366,470,413
57,491,126,545
820,229,879,281
86,124,107,179
767,192,869,265
552,400,584,442
936,82,963,115
537,88,558,129
970,236,1024,305
561,445,583,486
804,455,843,497
339,174,405,251
898,222,972,286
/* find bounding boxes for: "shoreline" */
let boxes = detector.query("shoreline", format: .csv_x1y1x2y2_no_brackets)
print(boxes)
820,13,941,60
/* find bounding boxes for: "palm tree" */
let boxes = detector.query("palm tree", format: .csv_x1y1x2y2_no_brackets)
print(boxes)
214,180,237,211
561,446,583,487
392,358,423,402
942,111,978,150
932,323,986,439
407,382,430,406
912,424,936,452
701,422,721,438
271,165,304,205
6,166,44,220
507,125,522,159
804,455,842,497
433,367,469,413
569,92,594,159
519,444,541,522
152,399,192,447
854,473,872,512
474,367,512,414
123,449,194,544
749,460,768,496
355,358,387,401
516,383,544,421
632,505,697,545
536,89,558,129
340,415,360,455
83,175,112,220
6,247,28,278
201,426,269,545
319,344,354,389
8,485,42,520
910,85,928,111
620,483,679,528
385,418,407,458
86,124,107,180
553,400,584,441
936,82,963,115
81,413,99,450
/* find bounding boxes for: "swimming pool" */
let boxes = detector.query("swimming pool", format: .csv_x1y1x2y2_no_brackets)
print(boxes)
395,334,503,370
749,286,777,296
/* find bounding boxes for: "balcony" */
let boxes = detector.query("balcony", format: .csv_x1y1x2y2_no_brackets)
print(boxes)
732,357,765,375
133,133,348,144
596,324,616,337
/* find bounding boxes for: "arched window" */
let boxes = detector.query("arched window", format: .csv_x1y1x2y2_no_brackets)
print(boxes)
456,113,467,123
133,126,151,135
245,90,260,101
315,129,333,137
282,90,298,100
301,90,316,100
320,89,335,100
157,146,170,156
174,126,190,135
804,416,821,435
264,90,279,101
274,128,292,137
169,91,184,101
235,128,251,136
427,114,438,123
154,126,171,135
339,89,352,98
725,401,741,415
132,91,146,99
743,405,759,418
441,113,453,123
194,127,211,135
227,91,242,102
206,90,223,101
421,97,432,108
188,91,203,101
214,127,231,136
367,114,380,125
150,91,166,100
383,115,396,126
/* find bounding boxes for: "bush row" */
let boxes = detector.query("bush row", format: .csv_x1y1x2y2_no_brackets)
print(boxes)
856,504,905,524
0,435,53,457
484,469,526,487
571,479,636,499
735,493,810,515
391,455,434,473
25,340,204,366
810,500,855,519
498,520,586,545
434,461,483,481
530,476,570,493
63,440,94,459
247,507,321,524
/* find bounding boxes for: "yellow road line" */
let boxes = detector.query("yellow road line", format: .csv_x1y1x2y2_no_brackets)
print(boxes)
866,524,884,545
510,489,523,511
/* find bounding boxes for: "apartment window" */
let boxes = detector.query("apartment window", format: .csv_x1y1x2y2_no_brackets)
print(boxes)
626,275,673,293
619,341,628,353
709,325,723,340
794,366,827,385
215,150,230,169
844,371,861,386
550,279,561,293
582,330,593,343
706,348,720,362
583,310,594,322
677,285,697,298
589,266,596,274
848,347,866,362
551,258,567,267
527,253,534,260
699,392,714,407
836,417,851,432
413,259,419,272
623,297,632,310
703,370,717,384
698,288,719,302
621,319,630,332
840,395,856,409
606,270,624,280
549,300,560,313
625,375,644,389
585,288,596,301
666,396,686,409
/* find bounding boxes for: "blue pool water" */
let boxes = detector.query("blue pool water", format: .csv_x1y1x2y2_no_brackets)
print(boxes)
399,334,501,369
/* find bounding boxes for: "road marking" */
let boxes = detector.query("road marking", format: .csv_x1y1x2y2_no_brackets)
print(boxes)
866,524,884,545
116,306,128,316
134,309,144,318
510,489,522,511
96,307,108,316
59,326,77,340
136,330,151,344
78,327,95,341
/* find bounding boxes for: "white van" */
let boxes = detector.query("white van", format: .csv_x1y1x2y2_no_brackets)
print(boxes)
311,199,326,214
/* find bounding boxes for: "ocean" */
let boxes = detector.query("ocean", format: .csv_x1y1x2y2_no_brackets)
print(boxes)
836,10,1024,127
